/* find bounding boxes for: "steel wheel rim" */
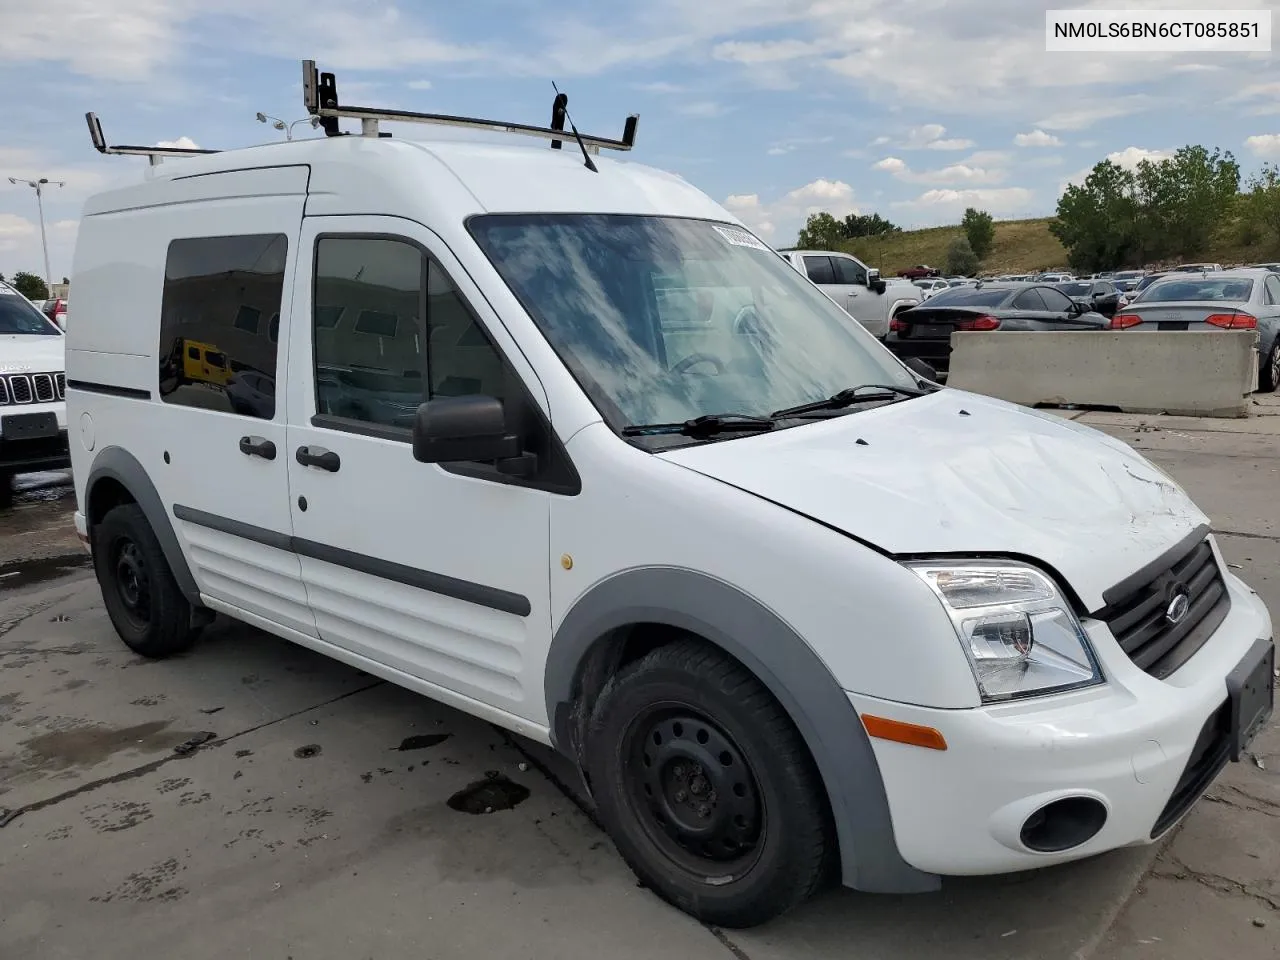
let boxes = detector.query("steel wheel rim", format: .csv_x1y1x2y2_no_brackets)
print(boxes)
621,704,766,877
113,538,151,625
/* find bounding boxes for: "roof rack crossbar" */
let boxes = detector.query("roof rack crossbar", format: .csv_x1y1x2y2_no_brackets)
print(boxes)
85,112,220,162
300,60,638,152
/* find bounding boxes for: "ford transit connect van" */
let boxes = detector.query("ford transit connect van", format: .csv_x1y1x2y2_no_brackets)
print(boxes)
66,66,1274,928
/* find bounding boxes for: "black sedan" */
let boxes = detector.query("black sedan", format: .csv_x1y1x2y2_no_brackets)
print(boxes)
1055,279,1121,317
884,282,1108,372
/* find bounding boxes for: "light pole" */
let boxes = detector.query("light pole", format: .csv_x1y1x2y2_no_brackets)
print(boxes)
7,176,64,291
255,112,320,141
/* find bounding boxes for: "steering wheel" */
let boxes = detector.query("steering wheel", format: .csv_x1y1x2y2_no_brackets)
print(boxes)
671,352,725,375
732,304,765,338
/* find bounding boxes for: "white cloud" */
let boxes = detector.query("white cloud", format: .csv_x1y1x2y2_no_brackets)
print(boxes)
724,178,859,242
871,135,891,147
1036,97,1154,131
872,156,1006,186
766,135,833,156
1106,146,1173,170
0,0,191,80
0,213,37,252
635,81,683,93
1014,129,1063,148
901,124,946,148
1245,134,1280,159
892,187,1037,221
0,148,110,200
407,80,433,90
675,100,727,118
156,136,200,150
889,124,974,151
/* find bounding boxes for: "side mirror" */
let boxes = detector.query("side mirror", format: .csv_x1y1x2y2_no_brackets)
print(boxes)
412,395,523,467
903,357,938,382
866,268,887,295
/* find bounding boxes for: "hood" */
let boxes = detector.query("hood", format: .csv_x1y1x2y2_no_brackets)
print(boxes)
0,334,66,373
660,390,1207,612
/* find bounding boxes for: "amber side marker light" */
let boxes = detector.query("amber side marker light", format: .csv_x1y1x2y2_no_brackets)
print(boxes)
862,714,948,751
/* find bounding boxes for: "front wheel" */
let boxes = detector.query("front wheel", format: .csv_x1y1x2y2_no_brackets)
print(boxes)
585,640,831,928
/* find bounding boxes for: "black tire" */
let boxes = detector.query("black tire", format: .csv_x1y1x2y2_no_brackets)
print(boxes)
585,639,831,928
0,472,13,510
1260,339,1280,394
93,503,200,658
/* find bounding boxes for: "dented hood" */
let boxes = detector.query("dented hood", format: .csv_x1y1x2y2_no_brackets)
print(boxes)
660,390,1207,611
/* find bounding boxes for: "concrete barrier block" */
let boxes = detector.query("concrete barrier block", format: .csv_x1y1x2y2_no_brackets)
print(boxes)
947,331,1257,418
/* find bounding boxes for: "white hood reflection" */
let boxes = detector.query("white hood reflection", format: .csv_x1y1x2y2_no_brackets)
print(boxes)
468,215,916,428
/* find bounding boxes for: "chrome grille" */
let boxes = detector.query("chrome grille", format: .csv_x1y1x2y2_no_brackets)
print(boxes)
8,375,32,404
1096,538,1229,679
0,371,65,405
33,373,55,402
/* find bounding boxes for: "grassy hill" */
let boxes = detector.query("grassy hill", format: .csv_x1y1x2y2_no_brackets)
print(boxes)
840,217,1280,277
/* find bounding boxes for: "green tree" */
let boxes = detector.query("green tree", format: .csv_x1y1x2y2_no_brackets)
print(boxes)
796,212,843,250
11,272,48,300
960,208,995,261
1133,146,1239,261
945,235,979,276
840,213,900,239
1049,160,1140,273
1241,163,1280,250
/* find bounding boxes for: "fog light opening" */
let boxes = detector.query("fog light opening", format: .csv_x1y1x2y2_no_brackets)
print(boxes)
1019,796,1108,853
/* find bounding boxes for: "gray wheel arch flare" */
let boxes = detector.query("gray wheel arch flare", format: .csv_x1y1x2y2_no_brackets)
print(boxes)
544,566,940,894
85,446,202,606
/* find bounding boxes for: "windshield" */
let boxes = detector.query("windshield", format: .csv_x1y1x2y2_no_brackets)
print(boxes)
1140,278,1254,303
1058,282,1092,296
0,286,61,335
918,286,1011,307
467,214,918,432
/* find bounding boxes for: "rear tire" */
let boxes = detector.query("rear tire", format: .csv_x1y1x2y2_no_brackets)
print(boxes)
93,503,201,658
1260,340,1280,394
585,639,831,928
0,472,13,510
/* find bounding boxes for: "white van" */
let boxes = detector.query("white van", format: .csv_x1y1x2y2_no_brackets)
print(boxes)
67,65,1273,928
0,280,68,504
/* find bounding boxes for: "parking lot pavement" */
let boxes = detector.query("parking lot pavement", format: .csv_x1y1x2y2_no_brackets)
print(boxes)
0,406,1276,960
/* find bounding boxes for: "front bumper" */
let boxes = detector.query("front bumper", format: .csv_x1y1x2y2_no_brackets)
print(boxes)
854,569,1273,876
0,403,70,475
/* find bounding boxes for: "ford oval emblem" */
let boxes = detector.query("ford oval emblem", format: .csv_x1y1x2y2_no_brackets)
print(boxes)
1165,590,1191,625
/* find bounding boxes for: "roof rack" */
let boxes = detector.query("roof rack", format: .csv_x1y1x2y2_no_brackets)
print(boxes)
300,59,638,154
85,112,220,165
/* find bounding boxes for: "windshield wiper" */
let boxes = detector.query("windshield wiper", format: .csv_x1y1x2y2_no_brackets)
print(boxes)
622,413,776,439
771,383,931,420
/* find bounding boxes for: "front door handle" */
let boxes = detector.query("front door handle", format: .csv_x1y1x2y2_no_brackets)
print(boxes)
239,435,277,460
296,445,341,473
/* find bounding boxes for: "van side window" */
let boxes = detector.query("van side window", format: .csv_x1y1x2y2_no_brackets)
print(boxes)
313,237,426,430
427,260,506,402
158,234,287,420
312,238,510,431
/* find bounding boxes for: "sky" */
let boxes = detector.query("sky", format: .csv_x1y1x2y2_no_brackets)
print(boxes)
1,0,1278,281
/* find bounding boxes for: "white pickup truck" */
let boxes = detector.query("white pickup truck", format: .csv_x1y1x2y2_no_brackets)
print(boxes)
778,249,921,339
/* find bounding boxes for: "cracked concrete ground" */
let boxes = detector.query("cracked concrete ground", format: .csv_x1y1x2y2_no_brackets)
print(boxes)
0,401,1276,959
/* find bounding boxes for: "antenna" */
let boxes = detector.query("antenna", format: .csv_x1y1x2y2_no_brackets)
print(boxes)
85,113,219,165
300,59,639,153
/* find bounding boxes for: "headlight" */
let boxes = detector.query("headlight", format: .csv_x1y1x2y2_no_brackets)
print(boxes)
908,561,1103,702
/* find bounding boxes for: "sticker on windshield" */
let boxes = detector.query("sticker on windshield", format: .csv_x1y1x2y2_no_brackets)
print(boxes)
712,225,769,251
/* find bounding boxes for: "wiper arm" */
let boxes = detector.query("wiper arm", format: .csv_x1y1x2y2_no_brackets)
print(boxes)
771,383,930,420
622,413,777,438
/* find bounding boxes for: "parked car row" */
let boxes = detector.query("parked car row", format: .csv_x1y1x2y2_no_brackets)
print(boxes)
878,269,1280,393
